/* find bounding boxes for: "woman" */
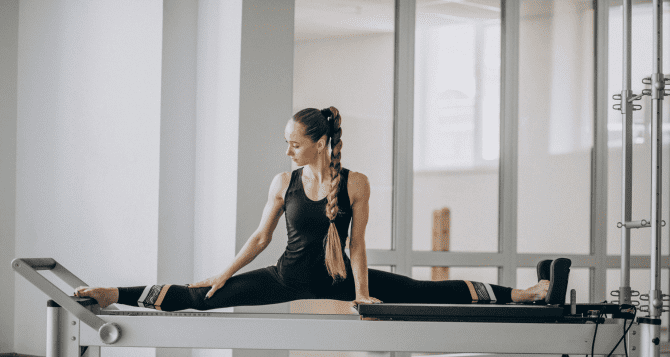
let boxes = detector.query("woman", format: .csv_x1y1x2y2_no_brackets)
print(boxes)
76,107,551,311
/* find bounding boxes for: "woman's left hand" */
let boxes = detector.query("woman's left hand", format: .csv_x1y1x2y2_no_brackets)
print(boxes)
353,295,383,306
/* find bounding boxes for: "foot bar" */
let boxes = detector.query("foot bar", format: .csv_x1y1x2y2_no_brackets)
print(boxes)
11,258,121,344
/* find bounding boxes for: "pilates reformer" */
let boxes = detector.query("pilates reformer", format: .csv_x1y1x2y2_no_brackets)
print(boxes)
12,0,669,356
9,257,640,357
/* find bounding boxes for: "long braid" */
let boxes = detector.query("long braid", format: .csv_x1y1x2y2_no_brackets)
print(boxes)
323,106,347,281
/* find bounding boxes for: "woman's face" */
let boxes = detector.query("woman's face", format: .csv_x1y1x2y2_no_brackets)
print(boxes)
285,119,322,166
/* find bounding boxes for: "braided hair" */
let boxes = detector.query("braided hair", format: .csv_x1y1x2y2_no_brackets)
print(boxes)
292,106,346,280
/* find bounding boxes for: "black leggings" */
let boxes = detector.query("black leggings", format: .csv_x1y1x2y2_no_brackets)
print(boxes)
118,266,514,312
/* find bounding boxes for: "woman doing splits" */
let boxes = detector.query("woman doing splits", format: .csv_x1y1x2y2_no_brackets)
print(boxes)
76,107,559,311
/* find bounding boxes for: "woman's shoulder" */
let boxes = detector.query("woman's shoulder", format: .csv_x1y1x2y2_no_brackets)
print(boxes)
344,170,370,203
344,169,368,184
269,171,295,199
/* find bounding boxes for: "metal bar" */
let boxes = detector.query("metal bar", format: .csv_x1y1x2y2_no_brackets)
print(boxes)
391,252,670,269
366,249,402,267
620,0,634,306
641,2,665,357
499,0,520,288
12,258,106,331
391,0,415,277
78,315,629,354
648,0,664,318
20,257,57,270
594,0,610,304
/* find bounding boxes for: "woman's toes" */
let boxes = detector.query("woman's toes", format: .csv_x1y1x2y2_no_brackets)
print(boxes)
74,286,88,297
72,287,118,308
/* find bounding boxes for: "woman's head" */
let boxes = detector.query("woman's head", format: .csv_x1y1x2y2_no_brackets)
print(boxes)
285,108,331,166
286,107,347,281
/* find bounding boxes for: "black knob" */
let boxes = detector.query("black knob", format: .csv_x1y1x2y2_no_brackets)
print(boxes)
653,337,660,345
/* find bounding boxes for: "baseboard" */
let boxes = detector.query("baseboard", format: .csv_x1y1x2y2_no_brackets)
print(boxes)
0,353,44,357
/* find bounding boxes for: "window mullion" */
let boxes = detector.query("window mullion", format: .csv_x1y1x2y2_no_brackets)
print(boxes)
499,0,520,288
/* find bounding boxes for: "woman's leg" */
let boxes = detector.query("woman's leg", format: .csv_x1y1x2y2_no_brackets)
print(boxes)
320,269,549,304
76,266,314,311
361,269,514,304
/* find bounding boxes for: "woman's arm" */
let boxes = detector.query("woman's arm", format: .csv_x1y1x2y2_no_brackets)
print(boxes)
348,172,382,304
189,172,290,299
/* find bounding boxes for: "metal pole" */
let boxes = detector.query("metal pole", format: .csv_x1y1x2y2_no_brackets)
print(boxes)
649,0,664,317
619,0,633,306
642,2,665,357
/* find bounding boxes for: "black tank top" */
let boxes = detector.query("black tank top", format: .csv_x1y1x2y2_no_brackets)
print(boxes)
277,167,353,284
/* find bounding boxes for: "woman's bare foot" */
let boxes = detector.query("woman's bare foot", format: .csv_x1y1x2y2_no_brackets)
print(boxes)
511,280,550,303
74,286,119,308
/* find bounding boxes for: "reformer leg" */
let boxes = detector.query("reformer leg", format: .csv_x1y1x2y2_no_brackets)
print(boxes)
47,300,96,357
46,301,59,357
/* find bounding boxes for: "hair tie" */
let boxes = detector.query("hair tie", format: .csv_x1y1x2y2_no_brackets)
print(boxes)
329,219,335,224
321,108,331,119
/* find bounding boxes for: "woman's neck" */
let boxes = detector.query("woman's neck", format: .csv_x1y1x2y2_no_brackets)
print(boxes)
303,156,331,183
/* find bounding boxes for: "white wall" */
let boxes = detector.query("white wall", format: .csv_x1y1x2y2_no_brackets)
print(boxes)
9,1,270,356
14,1,163,356
0,0,18,353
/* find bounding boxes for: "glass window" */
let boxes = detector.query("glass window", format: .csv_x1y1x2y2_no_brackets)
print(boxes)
517,0,594,254
606,1,670,256
517,267,590,303
412,0,501,253
293,0,395,251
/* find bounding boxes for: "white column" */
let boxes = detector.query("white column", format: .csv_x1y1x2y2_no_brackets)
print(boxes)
157,1,199,356
233,1,294,357
0,0,18,354
234,0,294,286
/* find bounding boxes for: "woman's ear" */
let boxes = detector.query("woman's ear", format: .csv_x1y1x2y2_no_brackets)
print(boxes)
318,135,328,152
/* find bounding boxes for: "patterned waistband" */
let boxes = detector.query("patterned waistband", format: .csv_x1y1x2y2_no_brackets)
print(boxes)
138,284,172,310
464,281,497,303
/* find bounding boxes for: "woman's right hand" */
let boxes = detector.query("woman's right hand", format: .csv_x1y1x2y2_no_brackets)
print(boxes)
188,274,229,299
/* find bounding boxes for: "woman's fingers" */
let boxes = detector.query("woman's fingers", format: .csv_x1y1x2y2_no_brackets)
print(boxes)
353,296,383,305
205,282,225,299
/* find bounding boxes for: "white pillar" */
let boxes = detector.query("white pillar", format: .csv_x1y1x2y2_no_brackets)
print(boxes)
0,0,18,354
233,1,294,357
